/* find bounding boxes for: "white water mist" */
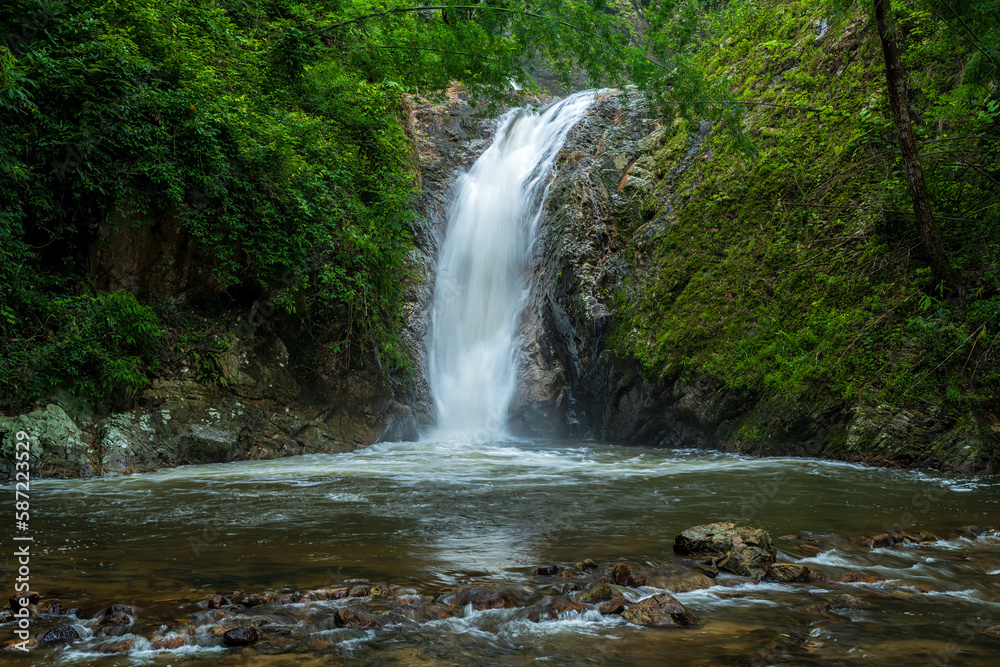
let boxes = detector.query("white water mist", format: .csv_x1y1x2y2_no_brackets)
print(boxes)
428,91,595,440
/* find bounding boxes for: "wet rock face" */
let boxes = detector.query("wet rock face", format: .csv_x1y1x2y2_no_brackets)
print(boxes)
0,406,93,478
510,88,657,437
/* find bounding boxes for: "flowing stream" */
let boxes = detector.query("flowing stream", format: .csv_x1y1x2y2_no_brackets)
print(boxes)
4,94,1000,665
8,445,1000,665
428,90,594,439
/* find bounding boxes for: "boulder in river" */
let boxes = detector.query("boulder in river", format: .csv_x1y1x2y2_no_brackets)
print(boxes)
598,594,629,615
829,594,875,610
96,636,144,653
621,593,698,627
444,588,516,610
9,592,39,613
956,525,997,540
40,624,81,646
647,569,716,593
766,563,811,583
151,634,186,650
577,582,616,603
833,571,884,584
222,626,259,646
334,608,382,630
673,523,776,580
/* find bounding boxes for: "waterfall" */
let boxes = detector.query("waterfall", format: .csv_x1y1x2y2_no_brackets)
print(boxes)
428,91,595,440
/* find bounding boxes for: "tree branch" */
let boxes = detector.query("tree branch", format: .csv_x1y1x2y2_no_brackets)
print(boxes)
936,0,1000,70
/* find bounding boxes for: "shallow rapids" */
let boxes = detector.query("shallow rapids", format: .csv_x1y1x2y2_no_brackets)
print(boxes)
7,441,1000,665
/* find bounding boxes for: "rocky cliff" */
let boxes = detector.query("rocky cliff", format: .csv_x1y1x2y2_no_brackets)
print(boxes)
509,72,998,472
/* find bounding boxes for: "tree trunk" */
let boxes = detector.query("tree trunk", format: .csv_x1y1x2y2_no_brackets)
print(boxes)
873,0,959,290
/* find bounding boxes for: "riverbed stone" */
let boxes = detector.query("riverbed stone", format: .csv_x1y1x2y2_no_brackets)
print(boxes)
444,588,516,611
223,626,259,646
598,594,629,615
621,593,697,627
647,570,716,593
577,582,616,603
96,636,143,653
334,609,381,630
981,625,1000,640
833,571,884,584
40,624,81,646
151,634,186,650
828,594,875,610
674,523,777,580
766,563,812,583
864,533,895,549
9,592,39,612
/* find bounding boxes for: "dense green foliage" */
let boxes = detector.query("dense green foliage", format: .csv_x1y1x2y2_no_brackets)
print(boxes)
611,0,999,431
0,0,665,412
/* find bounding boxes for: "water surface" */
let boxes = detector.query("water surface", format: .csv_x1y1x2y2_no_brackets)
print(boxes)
8,440,1000,665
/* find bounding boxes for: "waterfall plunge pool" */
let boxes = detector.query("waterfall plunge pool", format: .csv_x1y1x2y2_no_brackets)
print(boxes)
6,439,1000,665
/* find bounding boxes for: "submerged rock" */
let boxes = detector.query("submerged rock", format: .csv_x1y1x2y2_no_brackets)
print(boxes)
151,634,186,650
833,571,884,584
956,525,997,539
96,636,143,653
444,588,516,610
621,593,698,627
334,609,382,630
829,594,875,610
9,592,39,612
222,626,259,646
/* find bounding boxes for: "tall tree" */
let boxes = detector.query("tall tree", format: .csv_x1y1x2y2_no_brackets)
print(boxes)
873,0,960,290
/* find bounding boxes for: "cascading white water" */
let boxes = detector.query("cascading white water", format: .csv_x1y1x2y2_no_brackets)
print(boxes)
428,91,595,440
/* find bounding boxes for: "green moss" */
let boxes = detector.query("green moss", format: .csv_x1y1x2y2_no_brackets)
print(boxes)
609,0,1000,430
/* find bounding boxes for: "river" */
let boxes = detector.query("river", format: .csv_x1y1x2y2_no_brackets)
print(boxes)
8,440,1000,664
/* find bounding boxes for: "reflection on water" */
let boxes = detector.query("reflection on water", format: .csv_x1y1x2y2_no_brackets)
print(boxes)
6,440,1000,664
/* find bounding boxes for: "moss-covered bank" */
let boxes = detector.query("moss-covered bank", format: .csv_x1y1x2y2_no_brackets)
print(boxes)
520,1,998,472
